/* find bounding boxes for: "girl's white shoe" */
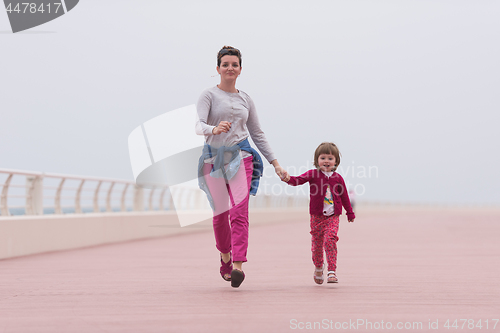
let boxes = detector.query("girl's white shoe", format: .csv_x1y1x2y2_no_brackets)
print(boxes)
327,271,338,283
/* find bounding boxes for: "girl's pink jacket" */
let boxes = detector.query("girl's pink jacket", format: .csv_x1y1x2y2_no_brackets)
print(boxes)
286,169,355,220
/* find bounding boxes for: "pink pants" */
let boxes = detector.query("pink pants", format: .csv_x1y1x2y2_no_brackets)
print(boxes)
310,214,340,272
202,156,253,262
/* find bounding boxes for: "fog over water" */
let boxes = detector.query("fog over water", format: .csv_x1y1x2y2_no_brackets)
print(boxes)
1,0,499,205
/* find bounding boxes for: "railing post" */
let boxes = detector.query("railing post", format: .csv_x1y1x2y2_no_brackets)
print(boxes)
159,187,167,211
265,194,272,209
168,188,174,211
148,187,155,211
106,182,115,212
93,181,102,213
75,180,85,214
1,173,13,216
54,178,65,214
133,185,144,211
120,184,129,212
26,176,43,215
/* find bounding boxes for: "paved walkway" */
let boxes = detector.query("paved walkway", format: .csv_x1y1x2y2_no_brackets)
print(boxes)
1,208,499,332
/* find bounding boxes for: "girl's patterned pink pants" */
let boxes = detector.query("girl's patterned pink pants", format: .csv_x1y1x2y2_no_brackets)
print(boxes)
310,214,340,272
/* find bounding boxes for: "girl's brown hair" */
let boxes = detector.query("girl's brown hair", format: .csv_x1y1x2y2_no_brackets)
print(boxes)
313,142,341,171
217,46,242,67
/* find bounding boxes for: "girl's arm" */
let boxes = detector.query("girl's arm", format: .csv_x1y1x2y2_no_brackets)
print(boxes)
285,170,312,186
338,176,355,222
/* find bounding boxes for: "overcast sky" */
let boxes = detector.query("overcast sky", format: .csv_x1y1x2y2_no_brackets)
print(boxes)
1,0,499,205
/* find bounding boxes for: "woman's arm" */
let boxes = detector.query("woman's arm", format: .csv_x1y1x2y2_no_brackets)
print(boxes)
245,94,276,163
271,159,289,181
195,91,217,136
244,93,288,179
195,89,233,136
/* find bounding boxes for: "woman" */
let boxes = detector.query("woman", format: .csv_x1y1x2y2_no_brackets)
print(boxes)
196,46,287,288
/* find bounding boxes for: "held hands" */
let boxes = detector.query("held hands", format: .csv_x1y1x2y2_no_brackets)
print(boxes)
274,165,290,182
281,172,290,182
348,218,355,223
212,121,231,135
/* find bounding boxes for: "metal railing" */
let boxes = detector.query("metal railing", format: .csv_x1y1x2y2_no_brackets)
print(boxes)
0,168,307,216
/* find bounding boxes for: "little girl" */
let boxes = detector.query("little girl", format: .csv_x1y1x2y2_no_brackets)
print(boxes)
282,142,355,284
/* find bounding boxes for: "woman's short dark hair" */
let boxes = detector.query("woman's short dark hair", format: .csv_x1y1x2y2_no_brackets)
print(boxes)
217,46,242,67
313,142,341,171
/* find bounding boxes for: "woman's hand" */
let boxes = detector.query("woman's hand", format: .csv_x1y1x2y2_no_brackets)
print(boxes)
277,166,290,182
348,218,355,223
271,160,289,182
281,171,290,182
212,121,232,135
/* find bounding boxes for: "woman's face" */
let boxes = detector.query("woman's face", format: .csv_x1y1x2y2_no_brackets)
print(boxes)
217,55,241,80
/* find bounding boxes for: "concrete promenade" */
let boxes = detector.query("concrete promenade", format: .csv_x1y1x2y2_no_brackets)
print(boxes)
0,207,499,332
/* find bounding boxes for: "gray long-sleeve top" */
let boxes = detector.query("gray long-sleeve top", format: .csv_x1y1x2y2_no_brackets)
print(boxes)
195,86,276,164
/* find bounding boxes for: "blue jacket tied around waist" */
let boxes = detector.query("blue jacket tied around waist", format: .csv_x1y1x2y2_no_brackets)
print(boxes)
198,138,264,210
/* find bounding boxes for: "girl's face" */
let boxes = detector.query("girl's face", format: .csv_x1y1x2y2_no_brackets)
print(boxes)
217,55,241,81
318,153,336,173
